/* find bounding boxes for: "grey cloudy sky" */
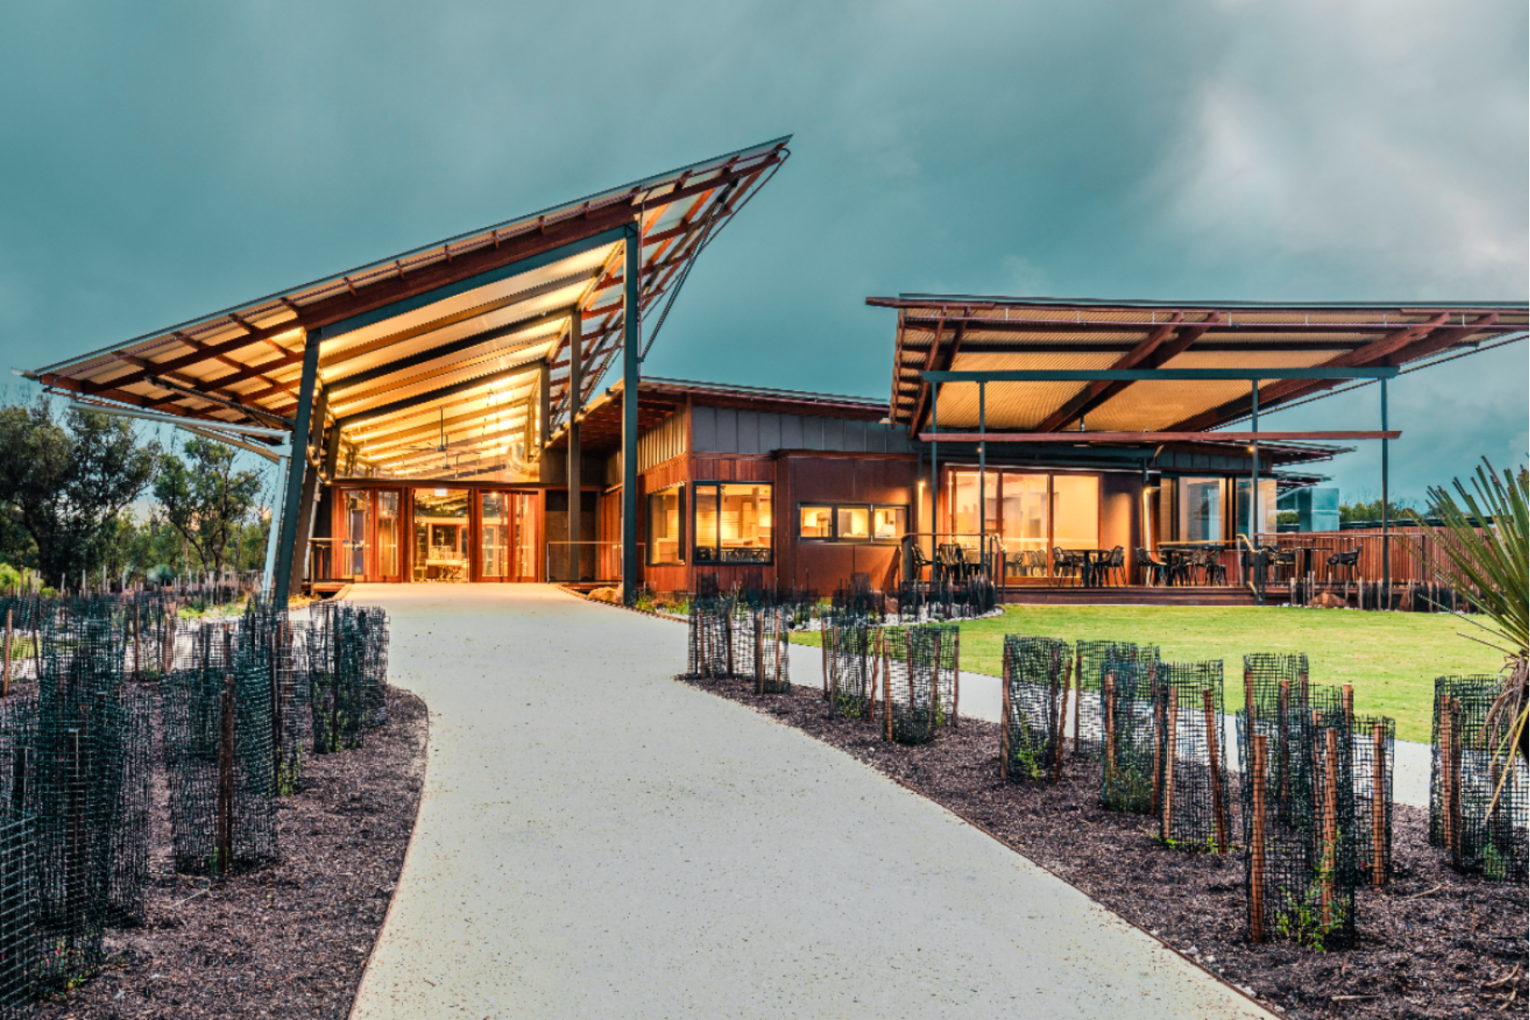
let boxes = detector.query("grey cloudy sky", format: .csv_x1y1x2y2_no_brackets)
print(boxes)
1,0,1524,501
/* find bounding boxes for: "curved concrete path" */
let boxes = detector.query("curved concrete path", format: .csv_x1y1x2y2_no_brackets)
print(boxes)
350,585,1270,1020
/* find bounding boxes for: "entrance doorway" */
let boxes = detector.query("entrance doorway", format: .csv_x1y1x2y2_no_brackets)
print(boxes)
479,492,539,581
339,488,404,582
413,489,471,582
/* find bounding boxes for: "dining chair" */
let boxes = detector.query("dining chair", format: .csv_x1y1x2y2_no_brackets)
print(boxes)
1133,547,1164,586
1106,546,1125,586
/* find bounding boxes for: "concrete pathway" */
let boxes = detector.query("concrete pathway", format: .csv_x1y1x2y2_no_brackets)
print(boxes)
350,585,1270,1020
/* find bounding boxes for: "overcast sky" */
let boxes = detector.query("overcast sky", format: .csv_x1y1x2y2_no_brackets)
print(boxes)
1,0,1524,502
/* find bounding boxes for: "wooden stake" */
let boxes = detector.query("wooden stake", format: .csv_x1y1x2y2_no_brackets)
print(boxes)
1161,686,1178,841
1321,728,1339,927
1073,647,1083,752
1204,689,1227,853
1250,735,1268,943
1372,721,1386,887
754,615,764,694
2,607,11,698
1104,673,1117,781
951,631,960,727
1052,655,1071,783
1151,682,1164,818
1342,684,1354,730
820,616,829,699
1277,680,1291,809
217,674,236,874
1448,697,1463,866
1001,645,1012,781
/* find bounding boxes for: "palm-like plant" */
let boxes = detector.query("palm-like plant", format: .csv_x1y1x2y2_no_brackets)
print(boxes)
1406,459,1528,772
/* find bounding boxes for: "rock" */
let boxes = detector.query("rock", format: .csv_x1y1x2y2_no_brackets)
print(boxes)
1307,592,1346,609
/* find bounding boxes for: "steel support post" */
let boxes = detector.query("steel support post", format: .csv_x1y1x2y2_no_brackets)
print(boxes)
978,380,987,576
621,224,641,604
1381,379,1390,605
931,386,939,568
538,359,551,457
1251,380,1261,603
566,306,583,582
287,385,330,598
274,329,322,606
261,452,290,597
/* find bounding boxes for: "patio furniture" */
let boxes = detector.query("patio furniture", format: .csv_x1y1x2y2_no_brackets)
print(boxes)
936,543,966,584
1268,548,1298,584
1052,547,1080,586
1134,547,1166,586
1195,548,1227,585
1104,546,1125,586
1327,548,1360,584
910,543,932,581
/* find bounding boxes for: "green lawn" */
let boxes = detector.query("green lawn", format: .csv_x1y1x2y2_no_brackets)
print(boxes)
795,606,1506,743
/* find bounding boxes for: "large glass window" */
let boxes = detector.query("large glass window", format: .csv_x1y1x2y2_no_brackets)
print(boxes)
1235,478,1279,539
377,492,400,577
647,486,685,565
1052,474,1100,550
413,488,470,582
1000,473,1050,576
1179,477,1223,543
694,483,772,564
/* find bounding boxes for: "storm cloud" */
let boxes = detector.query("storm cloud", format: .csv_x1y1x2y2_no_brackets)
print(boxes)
0,0,1523,499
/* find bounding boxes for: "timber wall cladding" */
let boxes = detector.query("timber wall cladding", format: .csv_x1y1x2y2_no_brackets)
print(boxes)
781,453,918,592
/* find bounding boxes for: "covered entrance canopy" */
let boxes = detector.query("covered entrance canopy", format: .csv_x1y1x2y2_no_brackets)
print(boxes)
29,138,792,601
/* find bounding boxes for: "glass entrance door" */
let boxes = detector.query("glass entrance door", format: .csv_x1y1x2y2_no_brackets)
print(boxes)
413,489,470,582
377,492,401,580
341,490,370,580
481,493,509,580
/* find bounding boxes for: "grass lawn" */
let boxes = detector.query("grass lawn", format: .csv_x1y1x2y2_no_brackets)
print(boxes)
794,606,1506,743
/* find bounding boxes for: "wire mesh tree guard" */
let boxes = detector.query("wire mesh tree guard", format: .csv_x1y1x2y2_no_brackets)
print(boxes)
1238,715,1359,950
879,624,959,745
1071,640,1160,760
1001,636,1072,783
1152,661,1229,852
1430,675,1528,882
162,625,279,875
0,806,36,1020
1099,659,1159,814
823,618,880,721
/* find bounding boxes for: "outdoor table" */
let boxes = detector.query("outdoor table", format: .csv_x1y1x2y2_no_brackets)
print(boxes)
1080,549,1112,587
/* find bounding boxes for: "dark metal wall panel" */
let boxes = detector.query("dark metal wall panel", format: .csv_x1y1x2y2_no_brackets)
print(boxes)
690,403,913,456
637,410,685,472
692,404,716,452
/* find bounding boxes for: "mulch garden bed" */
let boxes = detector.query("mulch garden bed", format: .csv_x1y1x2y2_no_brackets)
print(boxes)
679,672,1528,1020
35,686,428,1020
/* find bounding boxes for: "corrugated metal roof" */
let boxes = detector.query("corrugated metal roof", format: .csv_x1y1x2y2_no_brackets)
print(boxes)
31,138,792,480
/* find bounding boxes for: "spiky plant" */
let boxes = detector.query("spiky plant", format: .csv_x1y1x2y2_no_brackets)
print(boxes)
1405,460,1528,775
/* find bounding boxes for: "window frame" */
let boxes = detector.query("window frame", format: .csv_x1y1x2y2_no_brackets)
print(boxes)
646,484,687,566
797,502,909,544
693,481,774,565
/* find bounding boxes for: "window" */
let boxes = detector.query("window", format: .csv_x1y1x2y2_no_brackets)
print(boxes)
799,505,833,538
836,506,870,540
1178,477,1223,543
798,503,907,543
872,506,906,541
1052,474,1100,550
694,483,772,564
647,486,685,565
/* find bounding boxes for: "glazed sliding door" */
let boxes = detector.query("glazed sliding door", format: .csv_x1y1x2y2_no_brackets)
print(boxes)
481,492,510,580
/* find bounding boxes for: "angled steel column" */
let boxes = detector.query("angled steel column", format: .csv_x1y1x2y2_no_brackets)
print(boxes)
621,223,641,604
978,380,987,570
1250,379,1261,604
931,386,939,570
538,359,551,458
274,328,322,605
287,385,330,598
261,452,290,597
566,306,583,581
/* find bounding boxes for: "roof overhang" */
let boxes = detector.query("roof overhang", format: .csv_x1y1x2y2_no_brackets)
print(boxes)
29,138,791,481
870,295,1529,439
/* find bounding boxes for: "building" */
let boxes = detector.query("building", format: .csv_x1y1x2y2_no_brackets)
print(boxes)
24,143,1529,600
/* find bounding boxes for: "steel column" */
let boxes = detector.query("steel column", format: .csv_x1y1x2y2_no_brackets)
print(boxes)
978,380,986,568
566,306,583,581
1251,379,1261,603
931,382,939,558
261,453,290,597
287,385,330,598
621,224,641,604
273,329,322,605
1381,379,1390,605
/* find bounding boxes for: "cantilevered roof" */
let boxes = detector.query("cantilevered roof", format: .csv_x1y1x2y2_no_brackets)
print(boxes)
869,296,1529,436
28,138,791,479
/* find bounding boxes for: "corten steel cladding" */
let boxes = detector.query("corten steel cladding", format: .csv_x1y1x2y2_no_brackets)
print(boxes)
1151,661,1230,852
825,618,880,721
1238,714,1359,950
162,625,279,874
0,807,37,1020
879,624,959,746
1001,636,1072,783
1430,676,1528,882
1071,641,1160,761
1099,659,1159,814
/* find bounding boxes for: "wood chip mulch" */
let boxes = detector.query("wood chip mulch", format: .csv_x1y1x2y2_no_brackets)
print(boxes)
35,686,428,1020
679,673,1529,1020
